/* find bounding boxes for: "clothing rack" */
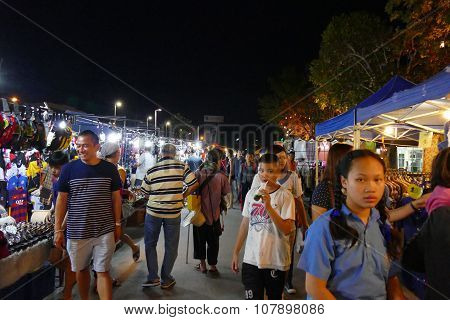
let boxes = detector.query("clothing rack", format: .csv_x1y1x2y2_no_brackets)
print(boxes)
385,169,431,209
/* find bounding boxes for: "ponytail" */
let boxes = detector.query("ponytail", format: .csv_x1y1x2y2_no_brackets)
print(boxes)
329,164,359,248
376,194,402,260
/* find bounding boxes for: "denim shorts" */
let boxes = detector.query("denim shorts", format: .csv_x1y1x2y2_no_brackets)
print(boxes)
67,232,115,272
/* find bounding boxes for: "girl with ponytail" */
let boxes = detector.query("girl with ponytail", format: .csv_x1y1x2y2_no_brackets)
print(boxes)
299,150,404,300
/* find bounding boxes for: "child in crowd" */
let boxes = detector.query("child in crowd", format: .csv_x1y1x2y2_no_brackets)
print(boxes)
251,145,308,294
231,153,295,300
48,151,73,299
299,150,404,299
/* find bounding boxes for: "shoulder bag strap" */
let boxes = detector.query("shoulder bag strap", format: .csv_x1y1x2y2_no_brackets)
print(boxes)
197,171,217,193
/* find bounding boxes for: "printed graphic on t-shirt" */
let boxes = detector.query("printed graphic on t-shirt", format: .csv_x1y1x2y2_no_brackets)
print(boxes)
249,202,273,233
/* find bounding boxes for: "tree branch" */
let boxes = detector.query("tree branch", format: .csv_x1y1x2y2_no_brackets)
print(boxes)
360,84,375,94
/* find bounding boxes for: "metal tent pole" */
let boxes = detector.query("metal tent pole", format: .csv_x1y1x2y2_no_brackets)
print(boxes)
315,140,319,186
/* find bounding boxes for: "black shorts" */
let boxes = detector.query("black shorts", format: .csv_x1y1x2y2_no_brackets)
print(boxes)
241,262,286,300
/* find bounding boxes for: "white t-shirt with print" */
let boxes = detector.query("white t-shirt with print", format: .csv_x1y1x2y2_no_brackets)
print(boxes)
242,186,295,271
251,171,303,197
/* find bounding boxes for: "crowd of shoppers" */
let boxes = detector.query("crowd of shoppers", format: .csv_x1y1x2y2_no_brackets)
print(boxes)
51,131,449,300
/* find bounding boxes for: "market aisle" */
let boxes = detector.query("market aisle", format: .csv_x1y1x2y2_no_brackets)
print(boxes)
47,206,306,300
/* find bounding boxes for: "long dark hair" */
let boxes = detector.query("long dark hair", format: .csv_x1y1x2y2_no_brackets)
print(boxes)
431,147,450,189
322,143,353,183
198,149,221,173
330,150,401,260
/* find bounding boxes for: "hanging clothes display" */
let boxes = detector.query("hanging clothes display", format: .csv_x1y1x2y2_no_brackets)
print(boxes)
294,139,306,161
7,174,28,222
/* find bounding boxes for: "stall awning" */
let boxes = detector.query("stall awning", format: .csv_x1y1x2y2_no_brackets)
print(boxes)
316,75,415,137
316,66,450,142
357,66,450,136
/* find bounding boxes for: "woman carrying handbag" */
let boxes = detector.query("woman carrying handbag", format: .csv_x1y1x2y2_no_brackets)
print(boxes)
193,149,231,273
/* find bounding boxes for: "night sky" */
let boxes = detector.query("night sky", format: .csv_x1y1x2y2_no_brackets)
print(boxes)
0,0,387,126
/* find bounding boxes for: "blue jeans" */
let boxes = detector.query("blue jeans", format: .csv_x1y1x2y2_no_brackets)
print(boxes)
144,214,181,283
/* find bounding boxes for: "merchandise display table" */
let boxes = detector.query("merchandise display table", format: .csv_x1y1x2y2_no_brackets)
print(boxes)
0,239,52,290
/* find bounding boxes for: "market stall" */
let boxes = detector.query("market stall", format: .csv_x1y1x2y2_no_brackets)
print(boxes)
0,100,77,299
0,96,206,299
314,66,450,184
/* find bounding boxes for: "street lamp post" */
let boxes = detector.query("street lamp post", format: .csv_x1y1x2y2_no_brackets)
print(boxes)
154,108,162,136
146,116,153,135
165,121,171,137
114,100,122,124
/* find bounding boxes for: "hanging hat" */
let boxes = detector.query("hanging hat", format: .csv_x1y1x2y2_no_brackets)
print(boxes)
58,126,73,150
0,115,19,148
46,124,73,151
34,122,47,151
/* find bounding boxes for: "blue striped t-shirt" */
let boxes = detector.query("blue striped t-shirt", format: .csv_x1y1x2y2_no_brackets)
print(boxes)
58,159,122,240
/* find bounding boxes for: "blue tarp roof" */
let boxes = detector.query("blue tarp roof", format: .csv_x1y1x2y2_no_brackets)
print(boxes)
357,66,450,123
316,65,450,136
316,75,415,136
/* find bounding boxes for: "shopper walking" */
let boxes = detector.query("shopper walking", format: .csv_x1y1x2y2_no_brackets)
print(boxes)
193,149,231,273
186,151,203,173
233,150,244,206
232,153,295,300
48,151,73,299
140,144,198,289
226,149,236,205
135,147,156,187
239,153,257,210
54,130,122,300
251,145,308,294
99,142,140,262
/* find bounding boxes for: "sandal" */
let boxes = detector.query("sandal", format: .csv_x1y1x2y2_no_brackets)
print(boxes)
209,266,219,273
112,278,121,287
195,263,207,274
132,246,140,262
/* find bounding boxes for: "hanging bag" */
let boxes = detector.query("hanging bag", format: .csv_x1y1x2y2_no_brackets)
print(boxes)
186,171,216,227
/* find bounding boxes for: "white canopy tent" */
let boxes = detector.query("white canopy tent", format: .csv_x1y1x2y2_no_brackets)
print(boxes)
314,66,450,184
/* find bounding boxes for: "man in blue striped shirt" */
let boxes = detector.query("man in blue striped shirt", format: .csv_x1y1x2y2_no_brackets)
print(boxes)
54,130,122,300
141,143,198,289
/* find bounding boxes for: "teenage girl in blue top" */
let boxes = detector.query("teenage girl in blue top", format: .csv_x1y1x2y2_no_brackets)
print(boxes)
299,150,404,299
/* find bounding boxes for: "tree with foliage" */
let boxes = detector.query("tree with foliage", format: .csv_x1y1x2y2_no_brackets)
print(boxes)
385,0,449,82
310,12,397,113
258,67,334,139
258,67,307,123
278,96,335,140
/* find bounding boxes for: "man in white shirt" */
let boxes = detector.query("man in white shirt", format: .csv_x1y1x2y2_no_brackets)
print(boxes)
135,148,156,187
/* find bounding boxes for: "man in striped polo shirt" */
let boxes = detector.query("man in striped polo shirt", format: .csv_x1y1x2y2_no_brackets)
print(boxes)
141,143,198,289
54,130,122,300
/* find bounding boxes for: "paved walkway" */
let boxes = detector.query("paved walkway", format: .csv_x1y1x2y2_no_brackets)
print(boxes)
48,206,307,300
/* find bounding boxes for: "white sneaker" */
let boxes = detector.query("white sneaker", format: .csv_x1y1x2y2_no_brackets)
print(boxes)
284,284,297,295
